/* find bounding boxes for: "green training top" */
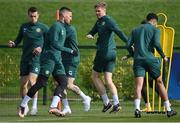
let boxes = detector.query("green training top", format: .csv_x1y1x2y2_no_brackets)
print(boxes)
62,24,80,64
43,21,72,61
128,23,165,60
14,22,49,62
88,15,128,51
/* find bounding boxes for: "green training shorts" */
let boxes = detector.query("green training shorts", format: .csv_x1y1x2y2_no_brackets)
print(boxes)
93,50,116,73
133,58,161,79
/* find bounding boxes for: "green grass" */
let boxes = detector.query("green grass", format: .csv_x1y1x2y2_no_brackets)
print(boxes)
0,100,180,122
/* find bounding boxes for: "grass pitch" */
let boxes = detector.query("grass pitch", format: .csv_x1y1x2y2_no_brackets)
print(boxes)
0,100,179,122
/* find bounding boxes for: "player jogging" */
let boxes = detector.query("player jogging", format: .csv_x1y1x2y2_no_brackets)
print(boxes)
18,7,77,118
8,7,49,116
128,13,177,118
87,2,128,113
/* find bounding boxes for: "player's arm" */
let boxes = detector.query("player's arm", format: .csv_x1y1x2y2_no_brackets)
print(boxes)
68,26,79,52
86,22,98,39
153,29,165,59
127,31,135,54
49,25,77,55
8,25,23,47
107,18,128,43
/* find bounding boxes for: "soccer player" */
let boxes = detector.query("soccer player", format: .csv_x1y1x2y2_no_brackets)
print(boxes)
61,13,91,115
86,2,128,113
121,20,160,112
8,7,49,115
128,13,177,118
18,7,77,118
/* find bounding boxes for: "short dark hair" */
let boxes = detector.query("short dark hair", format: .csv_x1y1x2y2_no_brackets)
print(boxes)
146,13,158,21
59,6,72,15
94,2,107,8
28,7,38,14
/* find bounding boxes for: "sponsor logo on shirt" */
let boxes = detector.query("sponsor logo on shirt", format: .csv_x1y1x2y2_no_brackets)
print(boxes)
36,28,41,32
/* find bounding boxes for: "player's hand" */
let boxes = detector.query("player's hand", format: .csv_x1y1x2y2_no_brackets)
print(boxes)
86,34,94,39
71,50,78,56
121,56,128,61
131,46,134,51
163,57,168,63
8,40,15,47
33,47,42,55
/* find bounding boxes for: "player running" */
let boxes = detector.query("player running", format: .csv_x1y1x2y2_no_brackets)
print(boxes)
8,7,49,116
61,15,91,115
18,7,77,118
128,13,177,118
87,2,128,113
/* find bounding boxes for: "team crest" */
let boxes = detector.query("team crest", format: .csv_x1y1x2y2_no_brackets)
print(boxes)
35,67,39,72
68,71,72,76
61,30,64,35
45,70,50,75
102,21,105,26
36,28,41,32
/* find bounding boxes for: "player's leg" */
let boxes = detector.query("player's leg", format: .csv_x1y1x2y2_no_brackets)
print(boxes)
67,77,91,111
104,51,120,113
133,60,146,118
18,74,48,118
64,63,91,111
49,63,67,117
61,90,72,115
156,76,177,117
91,70,112,112
19,76,29,116
104,72,121,113
149,59,177,117
28,73,38,115
134,77,144,118
18,59,54,118
28,61,40,115
92,53,112,112
20,76,29,98
141,79,147,104
19,62,30,116
49,74,67,117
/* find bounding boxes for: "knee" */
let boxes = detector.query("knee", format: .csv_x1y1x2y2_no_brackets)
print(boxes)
36,74,48,87
156,76,162,83
91,73,99,81
67,83,73,90
54,75,68,88
105,78,112,85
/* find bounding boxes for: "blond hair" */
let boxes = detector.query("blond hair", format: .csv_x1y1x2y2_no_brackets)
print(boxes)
94,2,107,8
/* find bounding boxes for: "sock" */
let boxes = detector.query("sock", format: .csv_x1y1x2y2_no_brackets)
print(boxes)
21,95,31,107
164,100,171,111
62,98,70,108
32,98,37,109
79,91,87,101
50,96,60,108
134,98,141,110
112,94,119,105
101,94,109,106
